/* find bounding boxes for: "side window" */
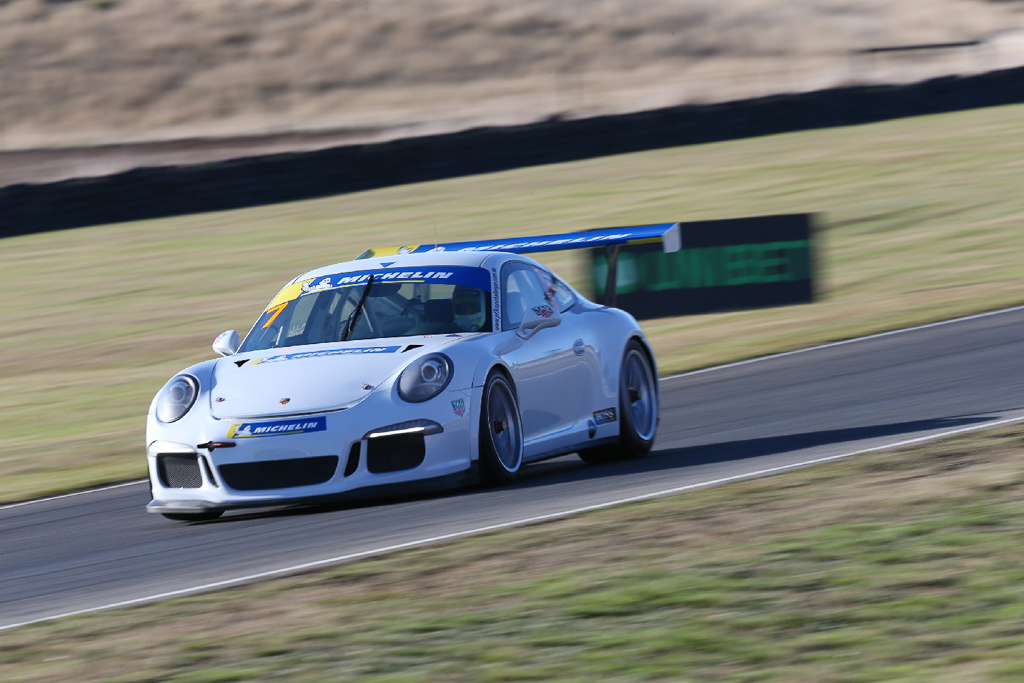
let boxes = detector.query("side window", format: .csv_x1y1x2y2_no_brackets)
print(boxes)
502,263,540,330
534,269,577,312
501,262,575,330
502,266,528,331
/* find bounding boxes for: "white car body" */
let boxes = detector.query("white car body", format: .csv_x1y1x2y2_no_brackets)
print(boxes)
147,226,674,520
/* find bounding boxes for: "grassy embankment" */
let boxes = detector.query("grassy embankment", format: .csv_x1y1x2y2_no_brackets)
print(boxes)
2,102,1024,504
2,0,1017,152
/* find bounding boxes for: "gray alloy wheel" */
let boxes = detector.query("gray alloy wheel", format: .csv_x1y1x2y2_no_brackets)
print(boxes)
579,339,658,464
620,342,658,448
479,372,524,484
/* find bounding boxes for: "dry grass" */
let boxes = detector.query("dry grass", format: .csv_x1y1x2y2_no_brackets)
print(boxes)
1,0,1022,150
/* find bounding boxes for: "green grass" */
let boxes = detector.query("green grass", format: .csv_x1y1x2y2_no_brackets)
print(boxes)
2,102,1024,503
5,424,1024,681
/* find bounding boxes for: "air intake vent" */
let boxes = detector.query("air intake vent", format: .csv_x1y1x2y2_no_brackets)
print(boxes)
157,454,204,488
366,433,425,473
344,442,360,477
218,455,339,491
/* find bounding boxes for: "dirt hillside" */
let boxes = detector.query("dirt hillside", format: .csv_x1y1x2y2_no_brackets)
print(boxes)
1,0,1022,185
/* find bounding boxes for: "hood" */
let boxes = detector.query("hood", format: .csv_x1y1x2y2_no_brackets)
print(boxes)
209,337,460,419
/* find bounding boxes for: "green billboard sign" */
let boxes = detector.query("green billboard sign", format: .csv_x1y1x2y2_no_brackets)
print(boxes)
590,214,815,318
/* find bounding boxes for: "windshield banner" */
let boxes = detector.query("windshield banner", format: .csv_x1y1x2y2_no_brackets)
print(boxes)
267,265,490,309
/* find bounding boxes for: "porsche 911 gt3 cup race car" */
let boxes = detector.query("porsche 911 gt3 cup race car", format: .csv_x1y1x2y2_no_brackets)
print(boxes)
146,224,679,520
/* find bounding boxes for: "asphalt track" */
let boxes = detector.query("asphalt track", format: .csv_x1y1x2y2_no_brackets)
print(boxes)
3,306,1023,631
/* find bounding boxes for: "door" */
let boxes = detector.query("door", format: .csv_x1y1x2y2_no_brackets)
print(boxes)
498,261,590,443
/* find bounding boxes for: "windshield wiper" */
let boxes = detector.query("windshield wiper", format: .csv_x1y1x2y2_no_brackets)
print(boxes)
340,274,374,341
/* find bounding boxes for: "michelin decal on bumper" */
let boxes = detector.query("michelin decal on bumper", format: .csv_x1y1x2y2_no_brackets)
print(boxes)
227,416,328,438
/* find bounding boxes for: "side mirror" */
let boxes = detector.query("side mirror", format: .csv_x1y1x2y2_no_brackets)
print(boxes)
213,330,241,357
517,304,562,340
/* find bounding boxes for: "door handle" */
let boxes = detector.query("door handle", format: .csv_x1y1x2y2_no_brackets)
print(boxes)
573,339,586,356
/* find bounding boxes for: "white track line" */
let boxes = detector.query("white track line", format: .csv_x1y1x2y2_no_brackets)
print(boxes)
0,481,144,512
665,304,1024,380
6,304,1024,514
3,412,1023,633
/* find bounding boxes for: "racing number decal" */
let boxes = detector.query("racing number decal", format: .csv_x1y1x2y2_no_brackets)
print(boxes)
262,302,289,329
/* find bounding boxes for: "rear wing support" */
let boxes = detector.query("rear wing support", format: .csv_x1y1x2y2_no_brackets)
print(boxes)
603,244,621,307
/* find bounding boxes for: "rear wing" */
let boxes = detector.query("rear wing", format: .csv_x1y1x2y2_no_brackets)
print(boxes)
356,222,681,259
356,223,681,305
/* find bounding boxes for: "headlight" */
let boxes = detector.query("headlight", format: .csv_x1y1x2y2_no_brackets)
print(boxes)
397,354,453,403
155,375,199,423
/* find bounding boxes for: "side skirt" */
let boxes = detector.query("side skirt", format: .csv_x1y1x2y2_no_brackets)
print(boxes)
523,435,618,464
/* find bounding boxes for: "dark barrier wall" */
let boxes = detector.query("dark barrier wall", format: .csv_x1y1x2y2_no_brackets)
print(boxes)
589,214,814,319
3,66,1024,239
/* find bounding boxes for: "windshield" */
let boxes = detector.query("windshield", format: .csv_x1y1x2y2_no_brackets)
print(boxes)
238,266,492,353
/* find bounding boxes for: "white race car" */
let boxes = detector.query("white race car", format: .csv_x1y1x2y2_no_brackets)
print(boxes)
146,224,679,520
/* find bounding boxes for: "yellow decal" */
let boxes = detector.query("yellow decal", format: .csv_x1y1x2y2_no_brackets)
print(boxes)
261,302,289,329
357,245,421,259
266,280,311,309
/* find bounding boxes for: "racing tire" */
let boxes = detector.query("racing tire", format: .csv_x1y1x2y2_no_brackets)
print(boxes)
479,372,524,484
579,339,659,464
161,510,224,522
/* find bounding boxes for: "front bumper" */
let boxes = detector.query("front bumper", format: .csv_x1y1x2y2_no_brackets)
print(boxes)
146,387,476,514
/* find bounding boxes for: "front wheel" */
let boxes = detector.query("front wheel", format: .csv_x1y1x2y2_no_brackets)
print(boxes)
479,372,524,484
579,339,659,464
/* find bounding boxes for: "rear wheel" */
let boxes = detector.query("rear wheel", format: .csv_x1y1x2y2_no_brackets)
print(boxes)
579,339,659,464
479,372,524,484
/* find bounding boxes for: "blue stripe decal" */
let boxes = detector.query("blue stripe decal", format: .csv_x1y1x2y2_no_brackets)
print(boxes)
251,346,402,365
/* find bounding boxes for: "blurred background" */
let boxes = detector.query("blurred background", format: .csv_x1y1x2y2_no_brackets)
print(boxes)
1,0,1023,186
